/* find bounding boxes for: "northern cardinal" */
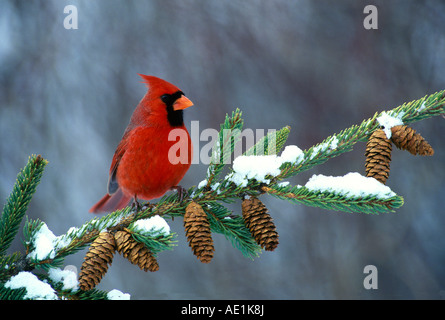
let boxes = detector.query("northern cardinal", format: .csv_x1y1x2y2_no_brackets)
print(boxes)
89,74,193,213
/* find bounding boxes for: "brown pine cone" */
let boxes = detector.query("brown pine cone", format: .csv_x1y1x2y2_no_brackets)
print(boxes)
242,197,279,251
114,230,159,272
390,125,434,156
79,232,116,291
184,201,215,263
365,129,392,184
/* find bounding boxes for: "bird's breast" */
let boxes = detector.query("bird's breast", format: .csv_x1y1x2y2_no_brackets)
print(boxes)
116,125,192,200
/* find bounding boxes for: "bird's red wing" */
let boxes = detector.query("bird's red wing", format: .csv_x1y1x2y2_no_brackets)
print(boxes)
107,129,131,194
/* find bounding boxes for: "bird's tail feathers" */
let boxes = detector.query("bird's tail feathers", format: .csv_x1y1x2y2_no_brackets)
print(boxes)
89,188,131,213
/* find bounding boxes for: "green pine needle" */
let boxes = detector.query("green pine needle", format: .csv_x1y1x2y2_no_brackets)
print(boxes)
204,202,261,259
244,125,291,156
0,155,48,256
263,185,404,214
277,89,445,179
206,108,244,186
129,230,177,256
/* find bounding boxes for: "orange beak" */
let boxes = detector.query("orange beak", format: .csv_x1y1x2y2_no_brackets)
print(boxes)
173,95,194,111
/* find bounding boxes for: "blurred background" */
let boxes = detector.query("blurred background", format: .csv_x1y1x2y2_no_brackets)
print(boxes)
1,0,444,299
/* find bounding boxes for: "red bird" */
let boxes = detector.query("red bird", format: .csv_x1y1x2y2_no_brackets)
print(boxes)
90,74,193,213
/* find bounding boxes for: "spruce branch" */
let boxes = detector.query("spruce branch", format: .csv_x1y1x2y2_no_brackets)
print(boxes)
0,283,27,300
261,185,404,214
127,226,177,257
205,108,244,187
277,90,444,180
0,252,25,282
0,155,48,256
0,90,443,298
205,202,262,259
244,125,291,156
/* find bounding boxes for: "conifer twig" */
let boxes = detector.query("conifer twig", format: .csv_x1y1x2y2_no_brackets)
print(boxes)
1,90,443,299
277,90,444,179
0,155,48,256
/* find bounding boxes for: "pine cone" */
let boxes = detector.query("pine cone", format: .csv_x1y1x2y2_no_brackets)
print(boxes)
242,197,279,251
79,232,116,291
184,201,215,263
365,129,392,184
390,125,434,156
114,230,159,272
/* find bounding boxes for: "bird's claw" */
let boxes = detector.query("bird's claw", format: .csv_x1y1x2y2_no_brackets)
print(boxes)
171,185,188,203
131,196,142,213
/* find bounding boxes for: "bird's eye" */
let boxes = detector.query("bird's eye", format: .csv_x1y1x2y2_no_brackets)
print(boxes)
161,94,171,103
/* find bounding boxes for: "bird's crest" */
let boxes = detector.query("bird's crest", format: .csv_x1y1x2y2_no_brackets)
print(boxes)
138,74,181,96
